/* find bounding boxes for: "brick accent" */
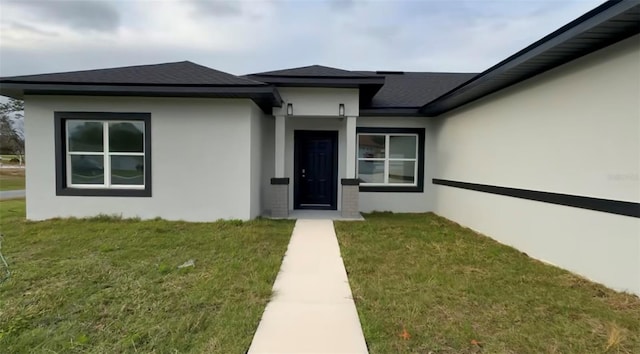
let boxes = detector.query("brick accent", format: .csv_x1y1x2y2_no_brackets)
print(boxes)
270,180,289,218
341,180,360,218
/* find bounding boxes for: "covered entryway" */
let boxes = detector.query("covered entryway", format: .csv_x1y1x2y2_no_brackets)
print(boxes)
267,85,363,219
294,130,338,210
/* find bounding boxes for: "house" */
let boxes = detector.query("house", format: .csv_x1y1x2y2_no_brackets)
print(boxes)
0,1,638,295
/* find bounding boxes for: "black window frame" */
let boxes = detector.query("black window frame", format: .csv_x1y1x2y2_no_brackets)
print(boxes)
356,127,425,193
54,112,152,197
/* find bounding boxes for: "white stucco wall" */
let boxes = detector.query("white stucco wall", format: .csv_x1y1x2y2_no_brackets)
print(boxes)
25,96,256,221
249,102,268,218
260,116,275,215
274,87,359,117
357,116,436,213
432,35,640,295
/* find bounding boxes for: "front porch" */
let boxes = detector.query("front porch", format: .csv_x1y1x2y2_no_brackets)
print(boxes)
266,87,362,219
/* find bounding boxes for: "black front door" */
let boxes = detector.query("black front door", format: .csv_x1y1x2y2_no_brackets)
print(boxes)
294,130,338,210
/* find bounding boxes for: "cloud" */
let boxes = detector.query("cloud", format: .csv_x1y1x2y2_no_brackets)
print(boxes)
188,0,243,17
0,0,607,78
0,21,59,44
328,0,356,11
8,0,120,32
399,0,605,72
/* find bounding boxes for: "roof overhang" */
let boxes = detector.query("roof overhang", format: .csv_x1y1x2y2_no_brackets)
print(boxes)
246,75,386,104
246,75,385,87
420,0,640,116
359,107,422,117
0,82,283,113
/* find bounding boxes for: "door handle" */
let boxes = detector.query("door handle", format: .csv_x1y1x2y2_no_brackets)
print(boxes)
301,169,306,178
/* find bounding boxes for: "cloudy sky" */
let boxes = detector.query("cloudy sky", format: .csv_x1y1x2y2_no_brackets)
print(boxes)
0,0,605,77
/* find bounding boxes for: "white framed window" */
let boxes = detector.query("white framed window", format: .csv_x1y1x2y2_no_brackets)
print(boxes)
66,120,145,189
55,112,152,197
356,128,425,192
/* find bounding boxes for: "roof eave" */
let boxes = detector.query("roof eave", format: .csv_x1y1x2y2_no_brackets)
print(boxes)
359,107,422,117
0,83,283,112
246,75,386,105
245,75,385,87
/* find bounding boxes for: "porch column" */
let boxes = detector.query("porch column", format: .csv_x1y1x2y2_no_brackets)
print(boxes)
342,116,360,218
274,115,286,178
270,115,289,218
345,116,357,178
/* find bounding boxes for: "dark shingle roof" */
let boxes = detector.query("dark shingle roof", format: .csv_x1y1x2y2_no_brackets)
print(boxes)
1,61,265,86
0,61,474,112
356,71,477,108
247,66,477,112
250,65,371,78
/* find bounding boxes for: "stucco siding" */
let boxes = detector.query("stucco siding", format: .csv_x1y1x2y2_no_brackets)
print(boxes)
432,35,640,295
275,87,359,117
261,116,275,215
249,102,266,218
357,116,435,213
24,96,255,221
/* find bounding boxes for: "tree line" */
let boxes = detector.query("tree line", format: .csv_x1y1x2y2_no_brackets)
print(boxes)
0,98,25,164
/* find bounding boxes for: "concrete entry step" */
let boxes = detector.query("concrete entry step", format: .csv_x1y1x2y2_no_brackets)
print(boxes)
269,210,365,221
248,219,368,354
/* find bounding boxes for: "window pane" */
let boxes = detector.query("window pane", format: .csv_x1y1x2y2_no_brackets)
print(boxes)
111,156,144,185
70,155,104,184
358,135,385,158
358,160,384,183
109,122,144,152
389,136,416,159
68,121,103,152
388,161,415,184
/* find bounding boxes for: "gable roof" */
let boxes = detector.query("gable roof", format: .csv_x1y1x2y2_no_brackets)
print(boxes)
1,61,265,86
420,0,640,116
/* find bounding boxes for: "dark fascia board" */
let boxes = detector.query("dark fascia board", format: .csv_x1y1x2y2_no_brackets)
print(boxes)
0,82,283,112
246,75,385,87
359,107,422,117
248,75,386,105
419,0,640,116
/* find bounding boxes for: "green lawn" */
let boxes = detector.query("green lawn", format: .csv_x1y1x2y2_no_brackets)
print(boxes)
0,154,23,166
336,213,640,354
0,199,294,353
0,168,25,191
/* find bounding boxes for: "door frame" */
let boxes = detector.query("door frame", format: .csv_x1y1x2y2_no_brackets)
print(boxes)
293,130,339,210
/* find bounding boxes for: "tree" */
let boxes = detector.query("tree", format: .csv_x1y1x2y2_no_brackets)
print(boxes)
0,98,25,165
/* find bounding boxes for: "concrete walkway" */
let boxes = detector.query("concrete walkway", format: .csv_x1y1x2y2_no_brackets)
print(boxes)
0,189,25,200
248,219,368,354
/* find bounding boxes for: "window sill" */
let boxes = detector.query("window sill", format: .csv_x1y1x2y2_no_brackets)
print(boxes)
359,185,424,193
57,187,151,197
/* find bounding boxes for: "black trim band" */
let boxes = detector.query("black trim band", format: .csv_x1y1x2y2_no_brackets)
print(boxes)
270,177,290,185
432,179,639,218
341,178,361,186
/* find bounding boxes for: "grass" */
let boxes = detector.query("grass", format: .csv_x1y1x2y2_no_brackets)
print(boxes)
0,154,23,165
0,168,25,191
0,199,294,353
336,212,640,354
